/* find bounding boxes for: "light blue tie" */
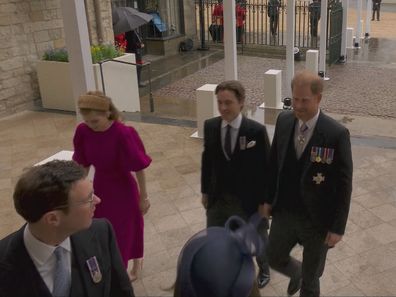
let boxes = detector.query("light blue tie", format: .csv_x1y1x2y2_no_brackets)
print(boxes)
52,246,71,297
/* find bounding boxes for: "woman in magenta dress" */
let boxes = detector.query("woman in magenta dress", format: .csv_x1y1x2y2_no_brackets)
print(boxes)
73,91,151,281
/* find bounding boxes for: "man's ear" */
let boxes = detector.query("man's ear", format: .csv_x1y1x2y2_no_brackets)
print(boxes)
42,211,61,227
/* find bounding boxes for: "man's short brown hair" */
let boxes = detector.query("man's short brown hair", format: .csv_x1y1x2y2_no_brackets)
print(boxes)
13,160,86,223
215,80,246,103
291,70,324,95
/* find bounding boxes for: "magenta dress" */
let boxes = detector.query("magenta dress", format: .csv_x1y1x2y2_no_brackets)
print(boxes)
73,121,151,267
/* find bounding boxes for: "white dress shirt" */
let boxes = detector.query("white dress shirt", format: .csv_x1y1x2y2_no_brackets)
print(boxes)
294,109,320,157
23,225,72,293
221,113,242,160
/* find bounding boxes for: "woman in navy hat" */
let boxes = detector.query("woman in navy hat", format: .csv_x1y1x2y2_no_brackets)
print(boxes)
174,216,264,297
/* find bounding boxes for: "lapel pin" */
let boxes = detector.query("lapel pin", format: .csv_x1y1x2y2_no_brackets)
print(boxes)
86,256,102,283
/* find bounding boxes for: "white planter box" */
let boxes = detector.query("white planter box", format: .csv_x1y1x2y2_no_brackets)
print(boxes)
37,53,140,112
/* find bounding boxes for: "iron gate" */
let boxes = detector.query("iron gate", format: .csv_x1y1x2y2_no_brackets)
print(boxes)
328,0,343,64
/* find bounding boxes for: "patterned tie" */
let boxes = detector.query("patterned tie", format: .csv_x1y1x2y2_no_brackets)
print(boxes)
296,123,308,158
52,246,71,297
225,124,232,158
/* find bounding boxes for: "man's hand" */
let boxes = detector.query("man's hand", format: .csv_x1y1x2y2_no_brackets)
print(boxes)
324,232,343,247
201,194,208,209
258,203,272,219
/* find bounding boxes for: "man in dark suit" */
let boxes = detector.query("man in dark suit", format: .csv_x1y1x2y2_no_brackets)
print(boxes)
263,70,353,297
0,160,134,297
201,80,271,288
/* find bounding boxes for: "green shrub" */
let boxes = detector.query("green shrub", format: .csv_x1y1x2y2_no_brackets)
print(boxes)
42,44,123,63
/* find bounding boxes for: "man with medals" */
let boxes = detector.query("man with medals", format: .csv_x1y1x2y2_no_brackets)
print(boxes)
262,70,353,297
0,161,135,297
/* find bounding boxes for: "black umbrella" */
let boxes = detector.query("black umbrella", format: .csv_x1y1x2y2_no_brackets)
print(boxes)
112,7,153,35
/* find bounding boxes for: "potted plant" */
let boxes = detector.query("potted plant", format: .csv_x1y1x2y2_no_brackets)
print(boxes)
37,44,140,112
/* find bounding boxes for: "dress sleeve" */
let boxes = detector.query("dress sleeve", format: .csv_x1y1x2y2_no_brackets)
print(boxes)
120,125,151,172
72,123,91,167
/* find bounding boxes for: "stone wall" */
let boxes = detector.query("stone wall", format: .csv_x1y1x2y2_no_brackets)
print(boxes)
0,0,113,119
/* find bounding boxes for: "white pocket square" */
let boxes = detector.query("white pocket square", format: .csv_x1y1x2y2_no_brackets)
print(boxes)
247,140,256,149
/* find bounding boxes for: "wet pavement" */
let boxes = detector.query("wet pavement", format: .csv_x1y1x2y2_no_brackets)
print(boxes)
138,4,396,123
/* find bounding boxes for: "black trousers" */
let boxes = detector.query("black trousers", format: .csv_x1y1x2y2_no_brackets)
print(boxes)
206,194,270,275
372,7,380,20
267,210,328,297
310,18,319,37
269,15,278,35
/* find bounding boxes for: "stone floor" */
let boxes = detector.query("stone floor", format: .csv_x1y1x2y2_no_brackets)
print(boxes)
1,110,396,296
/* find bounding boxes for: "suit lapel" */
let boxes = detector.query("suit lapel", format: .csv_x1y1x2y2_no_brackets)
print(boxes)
6,226,52,297
70,227,103,297
278,113,296,170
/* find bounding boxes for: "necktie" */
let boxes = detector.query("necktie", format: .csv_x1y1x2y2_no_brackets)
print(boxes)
52,246,71,297
296,123,308,158
225,124,232,158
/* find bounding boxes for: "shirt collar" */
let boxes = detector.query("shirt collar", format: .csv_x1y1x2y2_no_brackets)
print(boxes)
23,224,71,266
221,113,242,129
298,109,320,131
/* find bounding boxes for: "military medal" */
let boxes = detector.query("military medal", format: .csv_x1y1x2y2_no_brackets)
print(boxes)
86,256,102,283
315,147,322,163
310,147,317,162
312,173,325,184
326,148,334,164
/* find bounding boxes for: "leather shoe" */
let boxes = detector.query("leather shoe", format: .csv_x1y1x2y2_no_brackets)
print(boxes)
287,276,302,296
257,271,270,289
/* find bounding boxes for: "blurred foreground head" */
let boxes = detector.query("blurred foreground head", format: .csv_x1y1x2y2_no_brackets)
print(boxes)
174,216,264,297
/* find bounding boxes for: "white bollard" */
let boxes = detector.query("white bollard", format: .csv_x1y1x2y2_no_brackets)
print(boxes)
306,50,319,75
191,84,219,138
263,69,283,125
264,70,282,109
360,20,365,39
346,27,354,48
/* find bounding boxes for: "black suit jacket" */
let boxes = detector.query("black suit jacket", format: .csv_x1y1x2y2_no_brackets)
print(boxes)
267,111,353,235
201,116,271,216
0,219,134,297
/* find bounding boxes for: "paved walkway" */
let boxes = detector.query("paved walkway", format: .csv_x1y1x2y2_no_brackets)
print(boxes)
1,110,396,296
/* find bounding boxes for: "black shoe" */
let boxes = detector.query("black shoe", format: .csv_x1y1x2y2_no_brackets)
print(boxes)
257,271,270,289
287,276,302,296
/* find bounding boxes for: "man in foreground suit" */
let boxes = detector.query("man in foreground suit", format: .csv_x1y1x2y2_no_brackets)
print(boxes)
201,80,271,289
0,160,135,297
263,70,353,297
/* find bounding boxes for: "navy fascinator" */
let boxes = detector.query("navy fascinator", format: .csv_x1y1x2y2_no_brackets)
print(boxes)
175,215,265,297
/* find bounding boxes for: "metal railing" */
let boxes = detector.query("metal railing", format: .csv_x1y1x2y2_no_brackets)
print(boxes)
98,59,154,112
195,0,321,49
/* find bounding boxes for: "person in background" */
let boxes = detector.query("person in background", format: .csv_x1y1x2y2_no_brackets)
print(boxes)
268,0,280,36
263,70,353,297
0,160,134,297
372,0,382,21
212,0,224,42
201,80,271,289
73,91,152,282
309,0,321,37
236,1,246,43
125,30,146,88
